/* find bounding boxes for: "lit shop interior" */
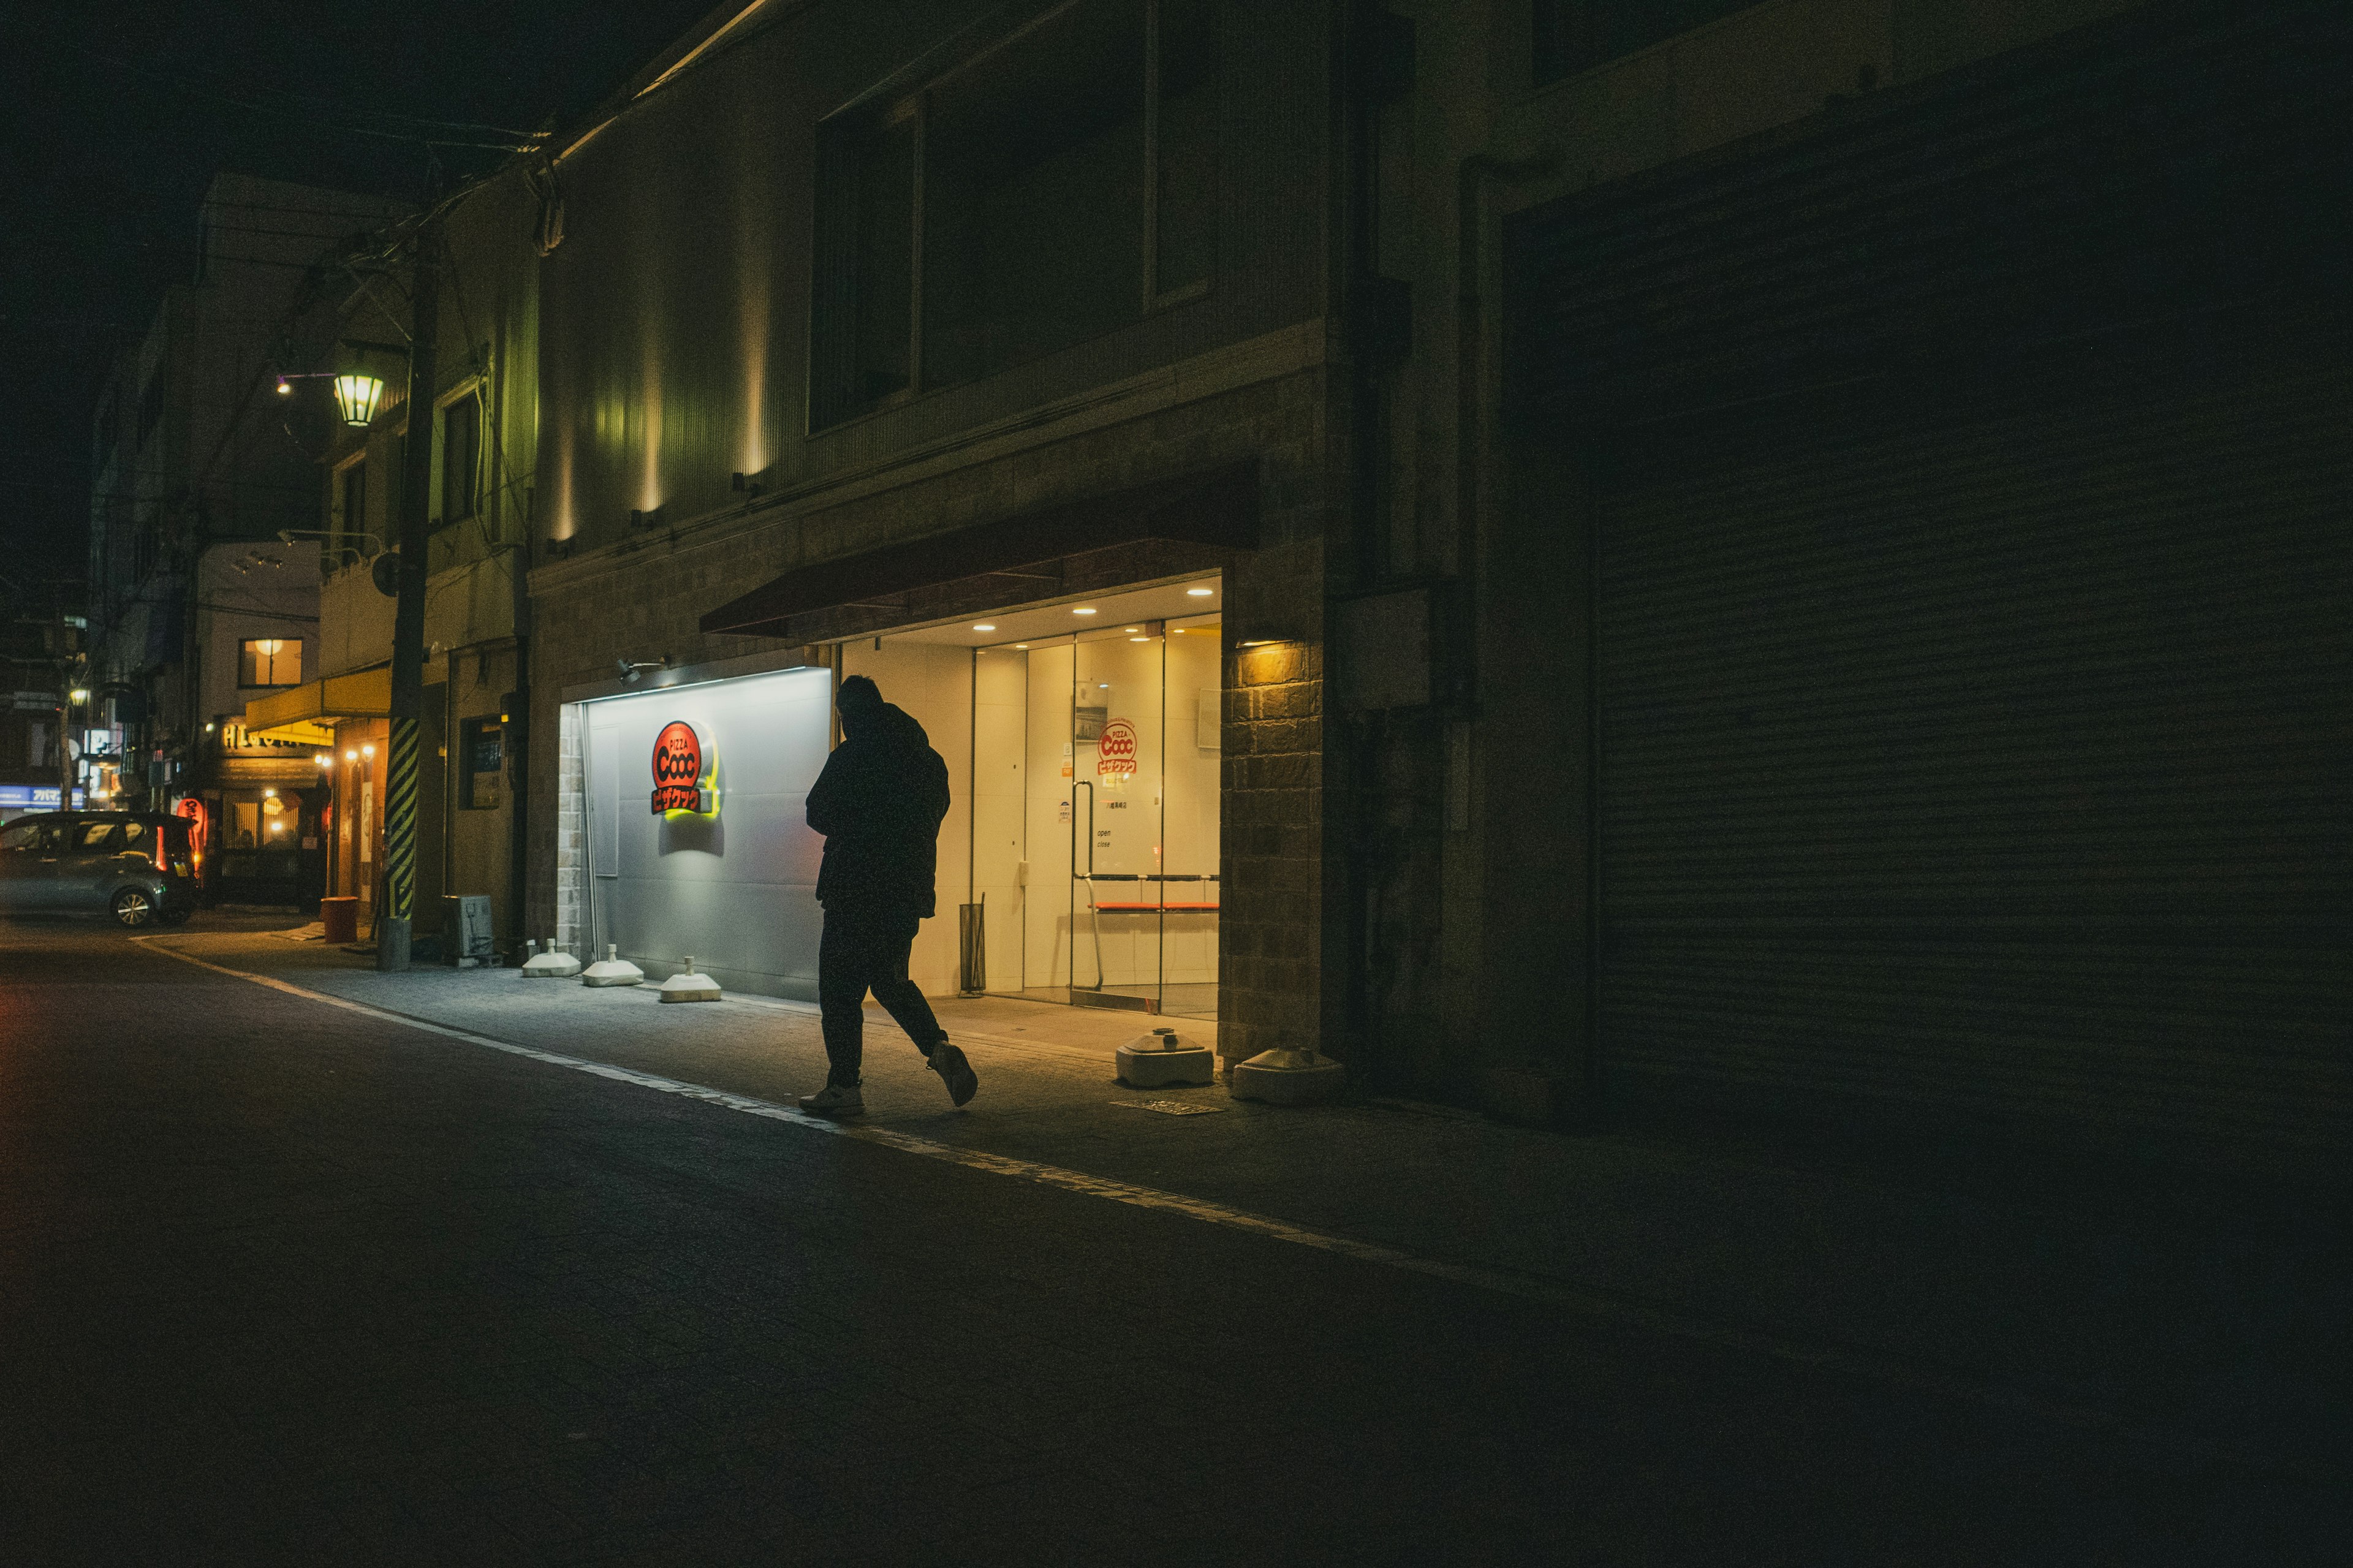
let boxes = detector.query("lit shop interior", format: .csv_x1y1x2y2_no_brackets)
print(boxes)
844,577,1222,1020
575,577,1222,1019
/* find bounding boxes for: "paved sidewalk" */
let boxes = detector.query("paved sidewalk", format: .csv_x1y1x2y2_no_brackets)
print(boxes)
156,929,2352,1483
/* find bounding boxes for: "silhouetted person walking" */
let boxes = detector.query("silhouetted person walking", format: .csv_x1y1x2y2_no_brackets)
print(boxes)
798,675,978,1116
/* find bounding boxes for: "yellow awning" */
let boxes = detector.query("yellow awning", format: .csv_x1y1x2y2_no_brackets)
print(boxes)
242,667,393,743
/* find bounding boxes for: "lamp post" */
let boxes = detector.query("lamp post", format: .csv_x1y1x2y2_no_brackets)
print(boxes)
377,223,439,972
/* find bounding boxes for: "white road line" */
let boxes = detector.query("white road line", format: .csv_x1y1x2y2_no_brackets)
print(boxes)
129,936,2257,1469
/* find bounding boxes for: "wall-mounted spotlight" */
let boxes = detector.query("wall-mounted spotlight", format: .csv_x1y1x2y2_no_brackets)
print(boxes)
628,506,666,531
277,527,382,566
616,654,671,684
732,472,765,498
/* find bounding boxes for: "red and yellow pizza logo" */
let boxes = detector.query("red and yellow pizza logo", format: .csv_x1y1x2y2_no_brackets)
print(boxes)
650,721,708,814
1096,718,1138,778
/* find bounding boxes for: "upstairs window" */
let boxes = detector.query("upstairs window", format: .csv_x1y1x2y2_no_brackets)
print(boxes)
811,0,1221,429
441,393,480,524
1534,0,1768,85
239,638,301,688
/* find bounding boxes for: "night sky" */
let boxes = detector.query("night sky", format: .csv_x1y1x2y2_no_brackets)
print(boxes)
1,0,722,602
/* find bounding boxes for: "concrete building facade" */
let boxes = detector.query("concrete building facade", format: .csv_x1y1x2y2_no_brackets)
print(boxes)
506,0,2346,1171
253,165,544,948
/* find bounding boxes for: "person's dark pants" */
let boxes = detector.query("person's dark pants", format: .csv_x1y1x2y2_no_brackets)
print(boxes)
818,908,944,1087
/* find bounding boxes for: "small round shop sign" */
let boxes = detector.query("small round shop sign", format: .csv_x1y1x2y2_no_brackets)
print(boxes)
651,721,707,814
1097,718,1138,777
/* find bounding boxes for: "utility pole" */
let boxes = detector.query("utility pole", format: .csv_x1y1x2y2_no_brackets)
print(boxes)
52,606,81,808
378,218,440,972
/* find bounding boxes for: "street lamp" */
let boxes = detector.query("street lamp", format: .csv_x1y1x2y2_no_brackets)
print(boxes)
333,338,407,429
332,373,386,426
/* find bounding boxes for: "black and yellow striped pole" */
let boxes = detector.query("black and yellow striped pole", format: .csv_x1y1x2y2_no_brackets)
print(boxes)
377,218,440,971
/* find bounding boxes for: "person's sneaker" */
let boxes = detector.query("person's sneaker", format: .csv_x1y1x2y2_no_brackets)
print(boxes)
797,1083,864,1116
929,1042,979,1107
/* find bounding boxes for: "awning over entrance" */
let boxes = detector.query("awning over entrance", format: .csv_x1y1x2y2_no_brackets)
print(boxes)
240,667,393,744
700,461,1258,643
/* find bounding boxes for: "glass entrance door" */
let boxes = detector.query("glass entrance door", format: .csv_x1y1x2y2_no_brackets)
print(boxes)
871,580,1221,1020
998,601,1219,1019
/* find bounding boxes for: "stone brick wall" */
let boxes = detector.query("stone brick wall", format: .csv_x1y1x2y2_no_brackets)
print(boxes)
525,349,1337,1064
1219,635,1324,1066
551,703,584,955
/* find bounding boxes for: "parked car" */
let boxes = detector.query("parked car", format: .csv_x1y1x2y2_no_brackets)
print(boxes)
0,811,198,926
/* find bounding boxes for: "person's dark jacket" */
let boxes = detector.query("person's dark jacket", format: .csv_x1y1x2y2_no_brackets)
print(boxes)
806,699,951,922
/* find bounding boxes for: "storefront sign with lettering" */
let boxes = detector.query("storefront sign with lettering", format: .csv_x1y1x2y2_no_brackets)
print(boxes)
651,720,718,817
1096,718,1138,778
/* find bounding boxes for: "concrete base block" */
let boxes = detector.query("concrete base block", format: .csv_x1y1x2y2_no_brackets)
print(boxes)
581,944,645,987
521,949,581,979
1229,1047,1346,1106
1117,1043,1219,1088
658,961,721,1003
374,915,409,974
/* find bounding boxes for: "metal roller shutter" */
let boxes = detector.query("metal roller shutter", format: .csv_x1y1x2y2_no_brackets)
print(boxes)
1594,339,2351,1165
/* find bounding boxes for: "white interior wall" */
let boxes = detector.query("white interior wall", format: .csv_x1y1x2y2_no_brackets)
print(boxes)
1023,642,1077,987
971,646,1028,993
1161,629,1222,984
840,640,974,998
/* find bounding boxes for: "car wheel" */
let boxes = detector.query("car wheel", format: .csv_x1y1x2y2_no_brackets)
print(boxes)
111,888,156,927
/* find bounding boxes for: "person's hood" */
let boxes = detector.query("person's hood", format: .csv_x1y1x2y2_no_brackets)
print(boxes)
841,699,930,751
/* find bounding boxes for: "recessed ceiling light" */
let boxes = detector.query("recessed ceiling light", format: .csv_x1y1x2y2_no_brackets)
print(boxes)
1073,607,1096,616
1187,587,1213,597
972,624,995,632
1014,643,1029,650
1129,636,1148,642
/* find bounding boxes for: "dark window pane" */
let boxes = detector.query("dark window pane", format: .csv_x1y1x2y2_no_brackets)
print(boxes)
811,113,916,427
1154,0,1218,296
922,0,1147,390
442,396,480,523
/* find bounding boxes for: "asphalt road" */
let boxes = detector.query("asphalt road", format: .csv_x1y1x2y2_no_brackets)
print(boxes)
1,911,2341,1566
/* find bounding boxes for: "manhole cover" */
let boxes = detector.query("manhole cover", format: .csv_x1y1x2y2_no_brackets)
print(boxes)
1110,1099,1229,1116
